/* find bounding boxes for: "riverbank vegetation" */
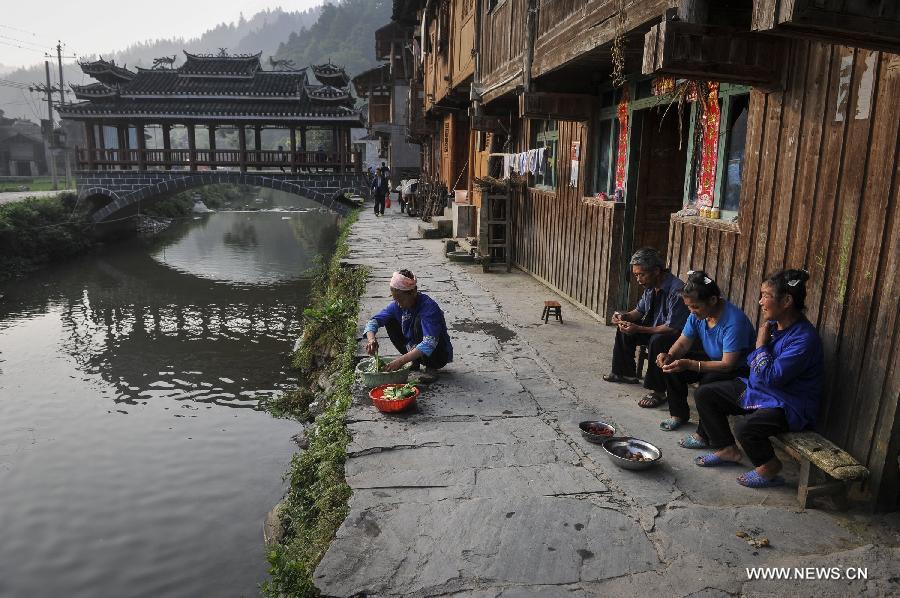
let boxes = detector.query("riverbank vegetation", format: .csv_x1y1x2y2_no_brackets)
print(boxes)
262,210,366,597
142,183,257,218
0,193,95,281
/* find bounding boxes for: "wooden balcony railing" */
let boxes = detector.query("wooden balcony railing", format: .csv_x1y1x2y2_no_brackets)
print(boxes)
76,148,364,173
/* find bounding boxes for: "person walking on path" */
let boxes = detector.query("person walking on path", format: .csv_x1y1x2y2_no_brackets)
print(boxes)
371,170,389,216
654,271,755,433
604,247,689,410
363,269,453,383
690,269,823,488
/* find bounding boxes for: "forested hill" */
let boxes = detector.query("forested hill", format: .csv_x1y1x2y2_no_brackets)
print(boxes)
109,8,322,68
0,7,321,121
274,0,392,78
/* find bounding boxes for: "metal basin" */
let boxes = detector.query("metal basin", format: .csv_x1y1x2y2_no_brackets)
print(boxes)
602,437,662,471
578,420,616,444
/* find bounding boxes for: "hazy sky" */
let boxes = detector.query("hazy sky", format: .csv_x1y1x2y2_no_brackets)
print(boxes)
0,1,323,70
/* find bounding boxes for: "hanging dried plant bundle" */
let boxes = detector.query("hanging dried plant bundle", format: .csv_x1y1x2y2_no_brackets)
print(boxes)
610,0,627,87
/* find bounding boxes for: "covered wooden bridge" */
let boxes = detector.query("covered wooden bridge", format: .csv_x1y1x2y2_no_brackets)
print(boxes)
59,52,363,173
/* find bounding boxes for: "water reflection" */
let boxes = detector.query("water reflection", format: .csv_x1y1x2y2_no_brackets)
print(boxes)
0,209,339,598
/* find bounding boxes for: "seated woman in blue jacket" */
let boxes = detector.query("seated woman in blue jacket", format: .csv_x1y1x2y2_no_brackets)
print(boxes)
691,269,824,489
363,269,453,381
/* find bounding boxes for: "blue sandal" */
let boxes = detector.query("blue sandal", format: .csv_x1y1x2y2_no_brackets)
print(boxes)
659,417,686,431
737,470,786,488
695,453,742,467
679,435,708,449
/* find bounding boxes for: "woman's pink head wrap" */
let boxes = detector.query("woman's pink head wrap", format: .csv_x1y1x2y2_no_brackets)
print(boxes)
390,271,417,292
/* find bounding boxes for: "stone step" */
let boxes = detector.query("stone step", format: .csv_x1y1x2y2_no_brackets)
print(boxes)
418,217,452,239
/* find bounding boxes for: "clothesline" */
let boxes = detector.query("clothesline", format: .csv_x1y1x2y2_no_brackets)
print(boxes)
490,149,546,179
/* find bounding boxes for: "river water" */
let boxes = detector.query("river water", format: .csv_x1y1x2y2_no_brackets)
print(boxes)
0,207,340,597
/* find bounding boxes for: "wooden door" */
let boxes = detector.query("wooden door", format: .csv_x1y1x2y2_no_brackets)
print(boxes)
626,107,688,305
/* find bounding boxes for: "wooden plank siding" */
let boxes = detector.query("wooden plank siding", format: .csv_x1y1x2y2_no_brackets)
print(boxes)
665,40,900,508
510,118,625,321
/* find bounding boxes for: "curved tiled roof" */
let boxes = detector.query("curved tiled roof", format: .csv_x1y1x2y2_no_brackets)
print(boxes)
311,62,350,87
306,85,352,102
78,58,136,85
71,82,118,99
180,51,262,77
124,69,309,97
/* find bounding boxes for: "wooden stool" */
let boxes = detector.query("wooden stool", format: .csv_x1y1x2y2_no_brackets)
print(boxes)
541,300,562,324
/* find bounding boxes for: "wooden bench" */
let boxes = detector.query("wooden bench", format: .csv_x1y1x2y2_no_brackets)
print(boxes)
772,431,869,509
636,344,649,379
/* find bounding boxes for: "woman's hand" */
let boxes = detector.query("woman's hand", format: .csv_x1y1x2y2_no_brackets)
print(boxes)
756,323,773,348
383,357,406,372
661,358,691,374
656,352,674,369
365,337,379,355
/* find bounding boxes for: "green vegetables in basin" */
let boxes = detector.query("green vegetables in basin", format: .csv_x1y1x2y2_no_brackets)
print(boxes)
381,383,418,401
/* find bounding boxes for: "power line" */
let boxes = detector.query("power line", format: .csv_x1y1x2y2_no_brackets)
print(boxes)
0,33,53,50
0,40,49,54
0,23,41,37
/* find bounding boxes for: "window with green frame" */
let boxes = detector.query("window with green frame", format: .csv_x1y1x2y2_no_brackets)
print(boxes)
530,119,558,190
682,84,750,221
591,117,619,195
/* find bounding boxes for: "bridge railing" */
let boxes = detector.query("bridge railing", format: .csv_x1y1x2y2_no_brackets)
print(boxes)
76,148,364,173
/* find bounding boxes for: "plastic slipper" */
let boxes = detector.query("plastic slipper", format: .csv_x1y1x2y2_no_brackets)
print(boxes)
737,470,786,488
694,453,742,467
679,435,708,449
659,417,686,431
603,373,640,384
638,392,667,408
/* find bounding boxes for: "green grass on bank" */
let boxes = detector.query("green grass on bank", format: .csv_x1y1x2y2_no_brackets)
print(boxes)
262,210,366,597
0,178,75,193
0,193,95,281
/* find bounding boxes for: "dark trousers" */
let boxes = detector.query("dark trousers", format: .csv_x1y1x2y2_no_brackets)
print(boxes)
385,318,450,370
663,361,749,423
373,194,385,215
611,330,678,392
694,379,789,466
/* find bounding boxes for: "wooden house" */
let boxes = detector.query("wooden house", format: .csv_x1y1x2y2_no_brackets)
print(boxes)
396,0,900,509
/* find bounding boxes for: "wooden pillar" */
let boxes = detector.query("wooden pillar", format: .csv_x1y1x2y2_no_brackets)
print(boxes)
187,124,197,172
97,123,107,171
208,124,217,170
136,123,146,171
162,124,172,171
238,125,247,173
289,126,297,173
254,125,262,171
117,125,128,170
85,122,96,170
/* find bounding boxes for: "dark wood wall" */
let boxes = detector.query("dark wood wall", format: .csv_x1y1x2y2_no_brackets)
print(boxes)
667,39,900,508
511,120,625,322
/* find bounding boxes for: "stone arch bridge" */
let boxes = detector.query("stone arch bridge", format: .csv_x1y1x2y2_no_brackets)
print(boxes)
78,170,368,223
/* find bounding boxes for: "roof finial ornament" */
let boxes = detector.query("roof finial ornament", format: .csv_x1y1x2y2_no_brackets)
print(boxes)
152,55,176,70
268,56,296,71
218,48,229,57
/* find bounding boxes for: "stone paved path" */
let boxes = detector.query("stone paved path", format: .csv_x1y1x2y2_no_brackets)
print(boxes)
314,204,900,597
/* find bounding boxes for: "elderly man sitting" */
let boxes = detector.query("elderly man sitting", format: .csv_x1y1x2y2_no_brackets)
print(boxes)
604,247,689,409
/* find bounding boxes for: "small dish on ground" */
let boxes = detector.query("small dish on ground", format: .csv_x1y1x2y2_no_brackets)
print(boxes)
601,437,662,471
579,420,617,444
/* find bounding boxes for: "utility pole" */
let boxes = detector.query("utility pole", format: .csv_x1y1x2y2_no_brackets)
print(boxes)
56,42,66,106
29,61,61,190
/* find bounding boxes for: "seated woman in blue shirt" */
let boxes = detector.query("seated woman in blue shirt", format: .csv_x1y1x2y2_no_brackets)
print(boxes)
691,269,824,488
655,271,755,433
363,269,453,380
